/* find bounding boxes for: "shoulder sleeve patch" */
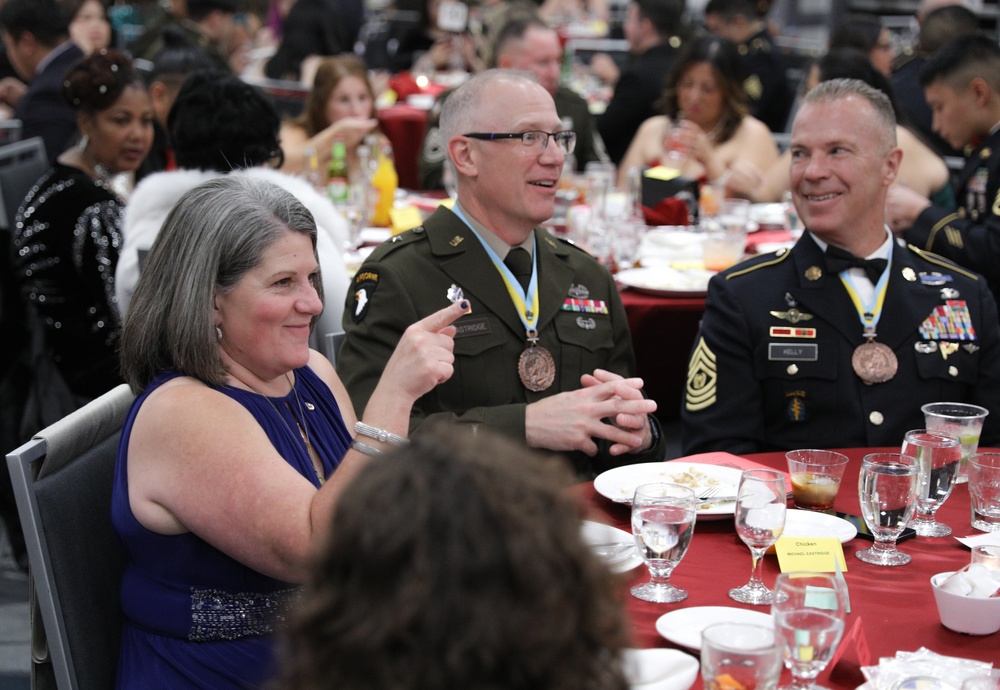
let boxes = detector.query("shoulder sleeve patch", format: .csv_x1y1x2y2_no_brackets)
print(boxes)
685,336,717,411
350,269,379,323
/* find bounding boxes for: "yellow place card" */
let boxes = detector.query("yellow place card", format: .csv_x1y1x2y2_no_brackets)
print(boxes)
774,536,847,573
389,206,424,235
643,165,682,181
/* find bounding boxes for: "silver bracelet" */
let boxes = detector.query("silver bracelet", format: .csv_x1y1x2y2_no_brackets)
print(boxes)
354,421,409,446
351,439,383,456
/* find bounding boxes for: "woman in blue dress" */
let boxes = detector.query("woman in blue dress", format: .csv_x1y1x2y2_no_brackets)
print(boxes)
112,175,470,688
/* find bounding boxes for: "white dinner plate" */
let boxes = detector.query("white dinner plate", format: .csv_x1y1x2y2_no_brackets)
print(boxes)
655,606,774,651
616,267,715,297
622,648,699,690
580,520,643,574
782,509,858,543
593,462,743,518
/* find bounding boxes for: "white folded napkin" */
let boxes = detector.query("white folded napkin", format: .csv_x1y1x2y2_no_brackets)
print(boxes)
862,648,992,690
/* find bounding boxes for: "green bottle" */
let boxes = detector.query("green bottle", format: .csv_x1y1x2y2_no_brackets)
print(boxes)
327,137,348,204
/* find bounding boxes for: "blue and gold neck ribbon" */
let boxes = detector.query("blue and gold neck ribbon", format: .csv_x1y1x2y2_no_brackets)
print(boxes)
837,243,893,339
453,206,540,336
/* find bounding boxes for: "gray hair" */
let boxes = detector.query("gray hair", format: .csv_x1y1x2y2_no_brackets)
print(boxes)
120,176,320,391
439,69,539,144
800,77,897,152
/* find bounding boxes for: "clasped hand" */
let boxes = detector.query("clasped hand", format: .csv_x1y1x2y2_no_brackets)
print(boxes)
526,369,656,457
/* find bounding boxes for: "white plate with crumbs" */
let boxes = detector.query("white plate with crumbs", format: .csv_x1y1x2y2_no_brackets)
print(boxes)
593,462,742,518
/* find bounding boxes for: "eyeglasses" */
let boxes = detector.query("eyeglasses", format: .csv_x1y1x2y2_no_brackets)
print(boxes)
463,130,577,154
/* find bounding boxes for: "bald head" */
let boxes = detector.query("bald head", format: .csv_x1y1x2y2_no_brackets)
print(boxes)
440,69,543,143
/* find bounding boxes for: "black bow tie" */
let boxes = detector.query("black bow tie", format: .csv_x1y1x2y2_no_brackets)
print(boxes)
825,245,888,283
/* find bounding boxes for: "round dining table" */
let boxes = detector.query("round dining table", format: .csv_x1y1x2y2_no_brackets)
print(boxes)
574,448,1000,689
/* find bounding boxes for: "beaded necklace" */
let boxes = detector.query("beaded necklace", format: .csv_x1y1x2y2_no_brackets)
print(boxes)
246,373,325,485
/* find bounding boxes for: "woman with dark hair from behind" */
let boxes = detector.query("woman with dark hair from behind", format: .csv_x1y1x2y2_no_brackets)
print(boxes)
276,426,631,690
12,48,153,432
616,34,779,197
115,70,351,340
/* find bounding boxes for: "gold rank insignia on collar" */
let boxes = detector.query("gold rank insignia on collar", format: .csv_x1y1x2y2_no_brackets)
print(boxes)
805,266,823,281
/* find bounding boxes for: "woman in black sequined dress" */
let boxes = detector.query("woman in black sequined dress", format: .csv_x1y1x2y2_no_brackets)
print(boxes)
11,48,153,430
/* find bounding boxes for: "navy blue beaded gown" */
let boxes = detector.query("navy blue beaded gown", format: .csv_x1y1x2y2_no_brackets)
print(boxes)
111,366,351,689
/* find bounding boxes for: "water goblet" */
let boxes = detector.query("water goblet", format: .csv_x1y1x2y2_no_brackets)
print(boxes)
630,482,697,603
772,572,848,690
856,453,919,566
701,622,783,690
902,429,961,537
729,469,787,605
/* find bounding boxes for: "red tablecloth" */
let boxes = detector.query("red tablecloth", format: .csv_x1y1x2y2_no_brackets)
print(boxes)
619,289,705,422
377,104,428,192
575,448,999,689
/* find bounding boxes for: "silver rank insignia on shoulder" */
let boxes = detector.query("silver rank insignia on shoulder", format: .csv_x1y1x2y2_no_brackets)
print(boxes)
941,287,960,299
447,284,464,303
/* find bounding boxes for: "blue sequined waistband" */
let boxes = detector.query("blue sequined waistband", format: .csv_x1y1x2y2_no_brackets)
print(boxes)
189,587,302,642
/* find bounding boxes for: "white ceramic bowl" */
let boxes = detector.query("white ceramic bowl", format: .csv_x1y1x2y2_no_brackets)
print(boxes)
930,571,1000,635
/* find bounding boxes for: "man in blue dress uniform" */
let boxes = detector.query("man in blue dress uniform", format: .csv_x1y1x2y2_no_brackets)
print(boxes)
682,78,1000,454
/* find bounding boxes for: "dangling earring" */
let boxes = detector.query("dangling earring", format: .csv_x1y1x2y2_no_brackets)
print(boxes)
216,326,223,341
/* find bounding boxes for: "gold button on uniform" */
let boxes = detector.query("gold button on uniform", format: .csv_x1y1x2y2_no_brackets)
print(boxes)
869,411,884,425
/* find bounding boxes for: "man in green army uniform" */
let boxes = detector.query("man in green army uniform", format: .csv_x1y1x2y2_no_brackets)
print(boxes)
340,70,665,476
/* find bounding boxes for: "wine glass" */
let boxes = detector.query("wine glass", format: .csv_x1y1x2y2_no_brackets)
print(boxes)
630,482,697,603
856,453,919,566
663,112,688,169
701,622,783,690
772,572,848,690
729,469,787,605
902,429,961,537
